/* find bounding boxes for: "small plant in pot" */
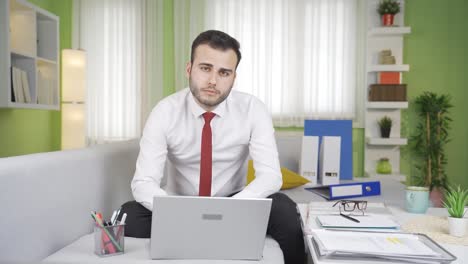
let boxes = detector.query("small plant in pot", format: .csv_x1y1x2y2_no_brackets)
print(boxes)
378,116,392,138
442,186,468,237
377,0,400,26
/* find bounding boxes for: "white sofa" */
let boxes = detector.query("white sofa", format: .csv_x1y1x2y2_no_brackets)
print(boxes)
0,133,310,263
0,140,139,262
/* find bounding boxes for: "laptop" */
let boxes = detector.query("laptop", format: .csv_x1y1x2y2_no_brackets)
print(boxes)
150,195,272,260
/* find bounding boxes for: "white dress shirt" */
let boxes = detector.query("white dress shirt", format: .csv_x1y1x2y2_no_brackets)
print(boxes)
131,88,282,211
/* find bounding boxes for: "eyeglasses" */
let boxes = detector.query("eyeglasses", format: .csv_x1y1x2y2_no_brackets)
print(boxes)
332,200,367,216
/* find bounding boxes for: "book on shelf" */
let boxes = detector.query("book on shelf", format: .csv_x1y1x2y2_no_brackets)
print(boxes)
21,70,31,103
12,67,25,103
10,67,15,102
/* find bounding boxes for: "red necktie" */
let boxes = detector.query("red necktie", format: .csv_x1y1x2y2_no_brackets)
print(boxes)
199,112,216,196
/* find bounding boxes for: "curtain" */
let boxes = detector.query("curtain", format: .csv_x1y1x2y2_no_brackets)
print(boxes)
80,0,146,144
188,0,362,127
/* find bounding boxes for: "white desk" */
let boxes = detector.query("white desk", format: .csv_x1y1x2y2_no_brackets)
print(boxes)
298,204,468,264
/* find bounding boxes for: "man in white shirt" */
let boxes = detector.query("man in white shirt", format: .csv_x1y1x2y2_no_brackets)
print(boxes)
120,30,305,264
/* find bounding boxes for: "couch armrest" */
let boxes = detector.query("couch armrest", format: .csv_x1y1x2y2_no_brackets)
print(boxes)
0,140,139,262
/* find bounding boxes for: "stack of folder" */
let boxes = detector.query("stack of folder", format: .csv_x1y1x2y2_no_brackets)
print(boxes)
316,214,399,230
311,229,457,263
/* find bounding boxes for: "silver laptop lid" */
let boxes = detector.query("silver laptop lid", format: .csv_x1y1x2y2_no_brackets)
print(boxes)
150,196,272,260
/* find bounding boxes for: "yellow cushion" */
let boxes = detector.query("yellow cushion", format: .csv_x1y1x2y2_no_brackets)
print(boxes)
246,160,310,190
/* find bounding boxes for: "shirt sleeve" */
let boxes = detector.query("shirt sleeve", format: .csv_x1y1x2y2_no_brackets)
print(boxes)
131,103,169,211
233,98,282,199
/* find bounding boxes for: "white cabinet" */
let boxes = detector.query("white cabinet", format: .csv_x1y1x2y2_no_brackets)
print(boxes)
364,0,409,180
0,0,59,110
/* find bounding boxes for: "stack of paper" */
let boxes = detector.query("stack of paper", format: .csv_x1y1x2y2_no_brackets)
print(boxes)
311,229,456,263
306,202,400,232
316,214,400,229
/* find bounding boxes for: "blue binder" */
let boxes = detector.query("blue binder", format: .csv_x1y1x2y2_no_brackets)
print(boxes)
305,181,381,200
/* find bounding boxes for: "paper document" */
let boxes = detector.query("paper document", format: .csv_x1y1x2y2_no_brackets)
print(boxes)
313,229,441,257
316,214,400,229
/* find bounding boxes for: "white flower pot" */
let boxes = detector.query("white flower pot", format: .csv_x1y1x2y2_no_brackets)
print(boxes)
448,217,468,237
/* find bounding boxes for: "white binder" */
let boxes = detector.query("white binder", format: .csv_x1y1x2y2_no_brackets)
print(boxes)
318,136,341,186
299,136,319,185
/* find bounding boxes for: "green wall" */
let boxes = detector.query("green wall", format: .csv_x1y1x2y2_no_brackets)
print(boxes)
1,1,467,189
162,0,175,97
0,0,72,157
403,0,468,188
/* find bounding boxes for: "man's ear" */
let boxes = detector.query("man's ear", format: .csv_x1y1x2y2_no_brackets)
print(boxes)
185,62,192,78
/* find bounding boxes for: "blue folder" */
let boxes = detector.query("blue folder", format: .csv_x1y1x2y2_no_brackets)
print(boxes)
305,181,381,200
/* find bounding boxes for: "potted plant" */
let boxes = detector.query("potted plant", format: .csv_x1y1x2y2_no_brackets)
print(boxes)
443,186,468,237
376,157,392,174
409,92,452,207
377,0,400,26
378,116,392,138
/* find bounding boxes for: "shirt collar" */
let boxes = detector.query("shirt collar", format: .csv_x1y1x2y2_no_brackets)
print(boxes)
188,89,227,118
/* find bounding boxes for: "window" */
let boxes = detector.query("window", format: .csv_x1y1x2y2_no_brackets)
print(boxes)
200,0,361,127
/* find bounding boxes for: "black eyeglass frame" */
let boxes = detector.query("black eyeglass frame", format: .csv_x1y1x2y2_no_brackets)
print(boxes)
332,200,368,215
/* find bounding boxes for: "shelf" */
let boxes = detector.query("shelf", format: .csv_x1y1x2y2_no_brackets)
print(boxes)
7,102,59,110
11,50,35,59
368,27,411,36
37,57,56,65
366,137,407,146
1,0,59,110
367,102,408,109
368,65,410,72
364,172,406,182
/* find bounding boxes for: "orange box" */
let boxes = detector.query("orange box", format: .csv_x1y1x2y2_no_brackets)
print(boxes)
378,72,400,84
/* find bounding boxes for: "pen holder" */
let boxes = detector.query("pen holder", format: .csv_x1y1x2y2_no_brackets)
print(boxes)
94,224,125,257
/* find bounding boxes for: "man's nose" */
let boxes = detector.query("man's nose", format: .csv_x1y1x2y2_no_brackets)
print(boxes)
208,72,217,86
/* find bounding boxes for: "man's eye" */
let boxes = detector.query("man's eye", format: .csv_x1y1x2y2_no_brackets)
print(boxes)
219,71,230,77
200,66,210,72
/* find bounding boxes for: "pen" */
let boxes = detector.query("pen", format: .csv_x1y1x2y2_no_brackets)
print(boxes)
340,213,360,223
115,213,127,242
110,210,117,225
120,213,127,225
91,211,122,252
112,207,122,225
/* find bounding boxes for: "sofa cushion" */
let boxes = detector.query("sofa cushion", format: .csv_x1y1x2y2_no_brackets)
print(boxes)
246,160,310,190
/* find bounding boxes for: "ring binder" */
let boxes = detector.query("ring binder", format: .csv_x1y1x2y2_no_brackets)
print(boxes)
306,181,381,200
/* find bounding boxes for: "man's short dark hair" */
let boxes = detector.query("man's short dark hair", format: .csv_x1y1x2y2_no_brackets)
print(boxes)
191,30,242,68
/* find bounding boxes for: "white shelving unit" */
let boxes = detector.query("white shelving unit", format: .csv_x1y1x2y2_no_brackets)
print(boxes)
368,64,410,72
364,0,410,178
367,102,408,109
366,137,408,146
0,0,59,110
368,26,411,36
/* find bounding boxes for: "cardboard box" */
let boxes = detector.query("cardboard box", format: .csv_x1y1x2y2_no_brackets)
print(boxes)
378,72,400,84
369,84,407,101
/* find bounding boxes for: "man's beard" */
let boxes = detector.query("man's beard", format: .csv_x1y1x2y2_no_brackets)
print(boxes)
189,77,232,108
